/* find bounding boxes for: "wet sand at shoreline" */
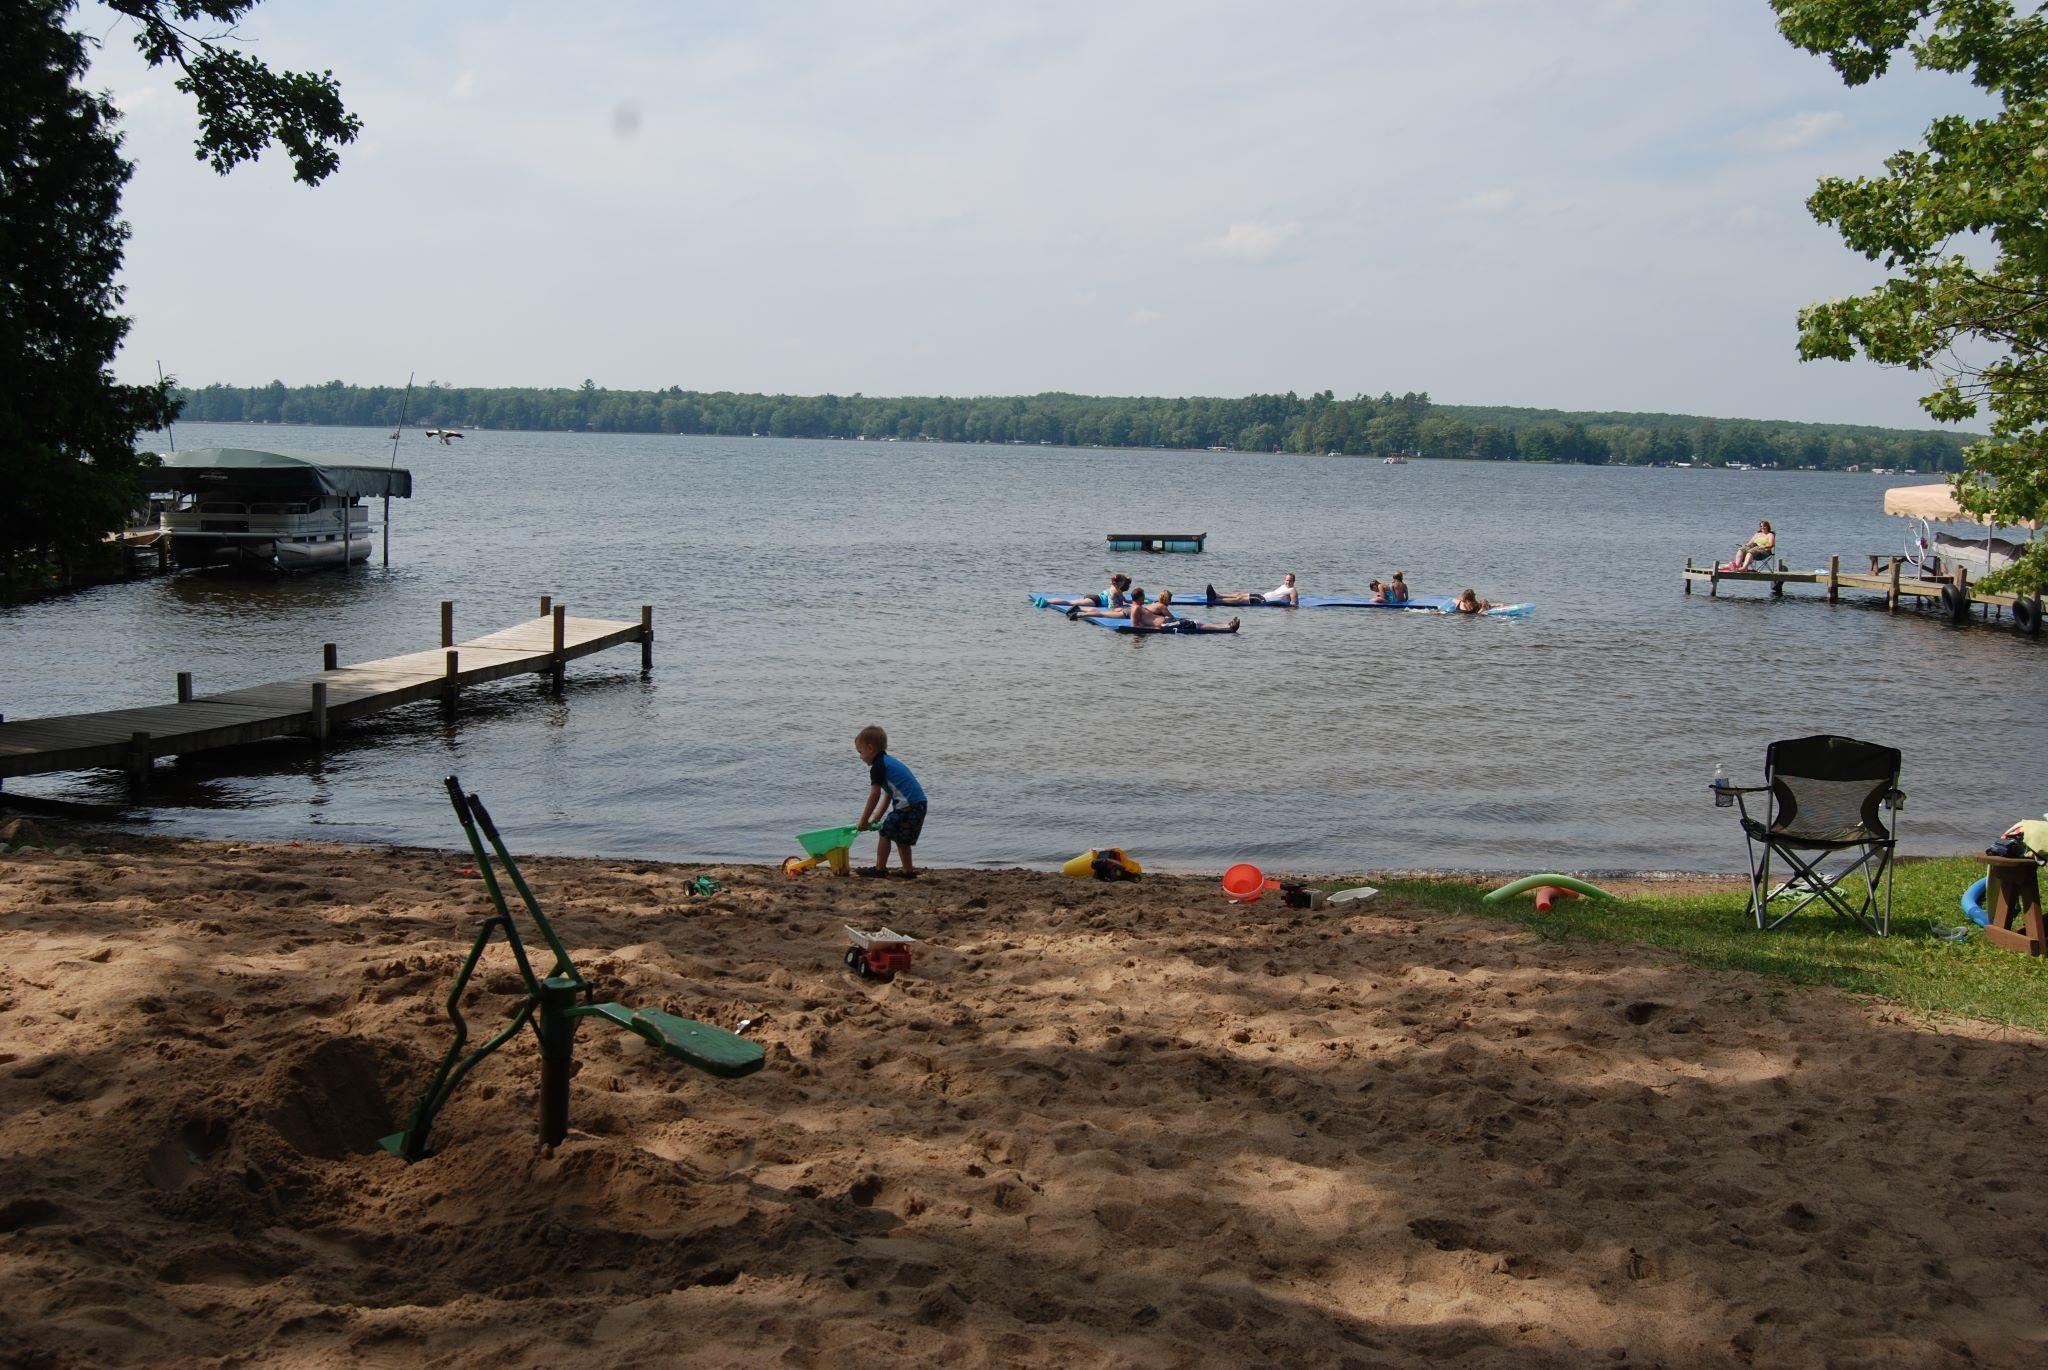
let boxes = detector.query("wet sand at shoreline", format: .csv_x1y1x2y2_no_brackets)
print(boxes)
2,832,2042,1367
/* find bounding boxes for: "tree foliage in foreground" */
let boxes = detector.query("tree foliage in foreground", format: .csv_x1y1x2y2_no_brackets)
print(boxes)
170,380,1973,473
0,1,357,595
1776,0,2048,591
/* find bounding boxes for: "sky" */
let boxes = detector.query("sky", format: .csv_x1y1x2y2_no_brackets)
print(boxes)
82,0,1992,429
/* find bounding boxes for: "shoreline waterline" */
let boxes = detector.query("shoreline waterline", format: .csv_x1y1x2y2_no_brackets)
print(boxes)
0,819,1836,888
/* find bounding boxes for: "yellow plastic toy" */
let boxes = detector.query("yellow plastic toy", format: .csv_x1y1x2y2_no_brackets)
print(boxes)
783,825,861,877
1063,847,1143,880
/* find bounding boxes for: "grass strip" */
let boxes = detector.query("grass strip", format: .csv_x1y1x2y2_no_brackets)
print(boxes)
1373,857,2048,1033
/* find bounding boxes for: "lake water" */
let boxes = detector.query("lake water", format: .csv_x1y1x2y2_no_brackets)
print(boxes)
3,423,2041,873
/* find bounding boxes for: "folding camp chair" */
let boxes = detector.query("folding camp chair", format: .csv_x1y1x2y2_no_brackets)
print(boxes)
1723,734,1904,936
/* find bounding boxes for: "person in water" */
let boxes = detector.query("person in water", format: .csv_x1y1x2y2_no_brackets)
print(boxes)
1720,519,1775,571
1068,584,1141,621
1451,588,1495,615
1204,572,1299,606
1045,572,1132,612
853,724,926,879
1134,588,1239,633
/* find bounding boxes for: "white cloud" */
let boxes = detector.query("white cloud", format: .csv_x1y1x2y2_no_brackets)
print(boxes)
1754,110,1845,151
1191,221,1300,263
449,69,478,101
1127,307,1163,327
1454,189,1515,215
113,86,159,113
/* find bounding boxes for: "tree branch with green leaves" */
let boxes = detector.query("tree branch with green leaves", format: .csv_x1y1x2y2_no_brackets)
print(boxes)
104,0,359,184
0,1,358,597
1776,0,2048,591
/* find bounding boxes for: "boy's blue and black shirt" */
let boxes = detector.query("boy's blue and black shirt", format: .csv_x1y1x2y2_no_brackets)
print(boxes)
870,751,927,808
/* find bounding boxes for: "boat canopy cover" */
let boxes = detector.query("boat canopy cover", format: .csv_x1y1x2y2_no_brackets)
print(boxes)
1883,482,1967,521
143,448,413,499
1883,479,2037,529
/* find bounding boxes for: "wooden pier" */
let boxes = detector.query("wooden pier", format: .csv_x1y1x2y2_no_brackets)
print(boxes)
0,597,654,785
1108,531,1207,554
1683,554,2041,632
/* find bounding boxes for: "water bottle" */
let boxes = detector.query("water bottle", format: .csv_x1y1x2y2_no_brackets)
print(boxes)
1712,763,1732,807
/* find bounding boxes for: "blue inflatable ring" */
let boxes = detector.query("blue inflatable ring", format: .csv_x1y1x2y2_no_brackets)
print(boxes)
1961,877,1991,927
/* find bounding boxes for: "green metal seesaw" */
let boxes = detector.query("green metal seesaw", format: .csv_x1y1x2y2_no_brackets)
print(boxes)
380,776,764,1161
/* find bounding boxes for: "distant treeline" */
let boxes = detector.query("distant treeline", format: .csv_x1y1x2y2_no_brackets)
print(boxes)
168,381,1974,471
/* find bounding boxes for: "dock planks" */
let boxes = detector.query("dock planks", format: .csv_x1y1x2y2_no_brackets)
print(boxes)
0,603,652,781
1682,555,2037,629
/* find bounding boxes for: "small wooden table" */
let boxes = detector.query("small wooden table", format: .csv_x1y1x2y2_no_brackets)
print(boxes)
1978,853,2045,956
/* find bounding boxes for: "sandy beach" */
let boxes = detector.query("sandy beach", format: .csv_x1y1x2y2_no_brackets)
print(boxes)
2,830,2044,1367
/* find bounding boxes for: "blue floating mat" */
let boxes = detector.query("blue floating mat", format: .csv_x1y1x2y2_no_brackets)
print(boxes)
1384,600,1535,618
1029,591,1455,612
1299,594,1455,611
1071,612,1238,634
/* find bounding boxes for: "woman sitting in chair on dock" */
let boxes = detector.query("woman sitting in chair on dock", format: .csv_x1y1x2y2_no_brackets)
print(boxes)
1720,520,1776,572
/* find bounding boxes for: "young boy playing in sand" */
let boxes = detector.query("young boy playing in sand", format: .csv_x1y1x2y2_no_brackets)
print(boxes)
854,725,927,879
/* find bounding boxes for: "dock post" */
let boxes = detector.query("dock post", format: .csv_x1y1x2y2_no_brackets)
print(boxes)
551,604,567,690
641,604,653,673
176,671,193,703
441,600,455,649
1709,566,1719,597
309,682,329,742
1888,558,1901,613
1827,555,1840,604
1771,571,1784,599
323,642,338,672
444,649,460,700
539,594,552,618
126,731,151,793
1684,558,1693,595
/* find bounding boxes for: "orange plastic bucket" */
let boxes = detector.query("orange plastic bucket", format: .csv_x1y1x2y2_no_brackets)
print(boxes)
1222,863,1274,902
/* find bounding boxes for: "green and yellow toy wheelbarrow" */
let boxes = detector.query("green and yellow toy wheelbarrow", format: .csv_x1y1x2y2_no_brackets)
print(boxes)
783,824,865,878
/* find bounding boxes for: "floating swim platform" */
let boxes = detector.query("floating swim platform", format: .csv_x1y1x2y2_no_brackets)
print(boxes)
1106,532,1206,553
